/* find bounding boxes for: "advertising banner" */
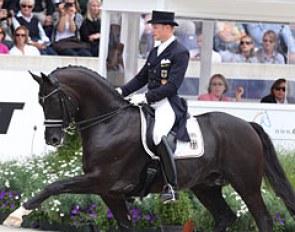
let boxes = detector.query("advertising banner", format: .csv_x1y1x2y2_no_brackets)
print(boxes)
0,71,53,162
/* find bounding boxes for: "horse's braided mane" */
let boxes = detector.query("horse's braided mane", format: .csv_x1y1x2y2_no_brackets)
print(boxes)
51,65,115,91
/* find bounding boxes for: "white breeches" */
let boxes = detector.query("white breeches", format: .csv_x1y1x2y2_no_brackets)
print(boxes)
151,98,175,145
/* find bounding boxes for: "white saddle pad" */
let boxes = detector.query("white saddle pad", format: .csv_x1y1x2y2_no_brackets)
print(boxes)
139,107,204,160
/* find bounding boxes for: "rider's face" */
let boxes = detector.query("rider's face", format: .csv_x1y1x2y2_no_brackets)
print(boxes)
152,24,172,43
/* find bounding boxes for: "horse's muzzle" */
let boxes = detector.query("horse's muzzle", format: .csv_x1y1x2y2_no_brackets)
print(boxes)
45,129,65,146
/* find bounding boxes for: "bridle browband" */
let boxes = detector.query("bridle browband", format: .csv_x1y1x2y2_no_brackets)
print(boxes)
40,74,131,133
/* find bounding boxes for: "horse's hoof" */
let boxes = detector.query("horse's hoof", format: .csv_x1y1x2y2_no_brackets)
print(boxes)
3,215,22,227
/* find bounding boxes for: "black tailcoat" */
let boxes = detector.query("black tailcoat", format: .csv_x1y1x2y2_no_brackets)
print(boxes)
121,39,190,141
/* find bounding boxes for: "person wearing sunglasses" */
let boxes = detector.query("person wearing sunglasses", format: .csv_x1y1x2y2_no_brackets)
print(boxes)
224,35,258,63
9,25,40,55
256,30,285,64
12,0,57,55
261,79,287,104
198,74,244,102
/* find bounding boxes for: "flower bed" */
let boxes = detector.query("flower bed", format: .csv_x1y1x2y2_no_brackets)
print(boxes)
0,133,294,231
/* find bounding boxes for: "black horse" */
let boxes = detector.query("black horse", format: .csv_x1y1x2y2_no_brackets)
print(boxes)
3,66,295,232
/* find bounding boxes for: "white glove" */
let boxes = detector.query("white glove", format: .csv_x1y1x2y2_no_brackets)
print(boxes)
129,94,147,105
115,87,123,95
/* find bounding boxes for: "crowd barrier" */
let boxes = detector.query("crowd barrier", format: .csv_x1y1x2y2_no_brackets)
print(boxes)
1,55,294,161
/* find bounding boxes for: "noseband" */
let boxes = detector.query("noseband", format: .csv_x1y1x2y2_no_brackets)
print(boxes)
40,85,77,133
40,74,131,133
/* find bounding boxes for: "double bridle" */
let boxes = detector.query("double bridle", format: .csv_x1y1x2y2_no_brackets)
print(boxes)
40,78,131,133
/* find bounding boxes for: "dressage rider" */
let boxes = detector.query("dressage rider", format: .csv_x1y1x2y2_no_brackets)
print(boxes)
117,10,190,203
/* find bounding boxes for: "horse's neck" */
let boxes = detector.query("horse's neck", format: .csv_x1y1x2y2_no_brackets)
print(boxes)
78,95,121,119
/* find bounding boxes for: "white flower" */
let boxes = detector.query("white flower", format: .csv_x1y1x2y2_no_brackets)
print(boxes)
5,180,10,188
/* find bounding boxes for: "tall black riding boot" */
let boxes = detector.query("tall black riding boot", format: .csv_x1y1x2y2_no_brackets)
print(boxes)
156,136,178,204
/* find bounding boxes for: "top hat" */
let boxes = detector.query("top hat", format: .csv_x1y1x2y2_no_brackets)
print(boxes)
147,10,178,26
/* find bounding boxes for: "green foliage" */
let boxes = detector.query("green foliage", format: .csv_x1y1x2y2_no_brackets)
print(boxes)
278,152,295,186
0,138,294,232
155,191,194,226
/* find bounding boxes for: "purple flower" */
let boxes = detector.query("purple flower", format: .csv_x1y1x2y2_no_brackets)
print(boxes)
71,205,80,215
89,204,96,211
107,208,113,218
8,190,13,199
1,200,8,208
0,190,5,200
90,212,98,218
280,220,284,225
273,213,284,225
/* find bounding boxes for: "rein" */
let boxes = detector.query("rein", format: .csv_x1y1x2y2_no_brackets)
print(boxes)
41,85,131,133
76,105,131,131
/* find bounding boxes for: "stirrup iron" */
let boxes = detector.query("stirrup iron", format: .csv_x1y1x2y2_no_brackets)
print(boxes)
161,184,178,204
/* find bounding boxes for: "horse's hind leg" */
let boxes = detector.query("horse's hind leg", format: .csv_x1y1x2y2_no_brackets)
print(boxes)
231,182,273,232
191,185,237,232
101,196,133,232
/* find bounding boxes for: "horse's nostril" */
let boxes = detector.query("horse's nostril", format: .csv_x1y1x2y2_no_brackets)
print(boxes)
51,137,60,146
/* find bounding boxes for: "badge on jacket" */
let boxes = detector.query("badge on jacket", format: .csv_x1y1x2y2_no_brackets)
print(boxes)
161,70,168,78
160,59,171,67
160,59,170,84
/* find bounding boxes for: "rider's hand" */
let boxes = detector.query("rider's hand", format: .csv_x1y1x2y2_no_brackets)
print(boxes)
129,94,147,105
115,87,122,95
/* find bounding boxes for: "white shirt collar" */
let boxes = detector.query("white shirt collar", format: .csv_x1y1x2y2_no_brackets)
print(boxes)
157,35,176,56
16,11,33,21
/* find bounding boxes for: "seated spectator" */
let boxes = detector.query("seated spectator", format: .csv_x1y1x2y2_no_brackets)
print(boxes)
175,19,198,53
190,29,221,63
256,30,285,64
12,0,57,55
261,78,287,104
0,0,14,48
221,35,258,63
0,25,9,53
214,21,246,53
51,0,92,56
247,23,295,63
9,25,40,55
80,0,101,57
139,13,153,59
32,0,55,37
198,74,244,102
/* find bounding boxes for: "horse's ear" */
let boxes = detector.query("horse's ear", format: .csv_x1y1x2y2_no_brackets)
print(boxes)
29,71,42,85
41,72,50,81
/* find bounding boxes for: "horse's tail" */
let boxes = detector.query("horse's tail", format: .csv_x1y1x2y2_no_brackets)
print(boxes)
250,122,295,216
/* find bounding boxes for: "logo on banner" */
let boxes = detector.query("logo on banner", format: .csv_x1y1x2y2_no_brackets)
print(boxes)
0,102,25,134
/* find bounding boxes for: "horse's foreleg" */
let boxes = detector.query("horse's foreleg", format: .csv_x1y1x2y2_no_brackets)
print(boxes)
3,174,99,227
3,206,31,227
101,196,133,232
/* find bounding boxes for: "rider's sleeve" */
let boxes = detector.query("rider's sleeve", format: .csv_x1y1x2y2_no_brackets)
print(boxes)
121,63,149,97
